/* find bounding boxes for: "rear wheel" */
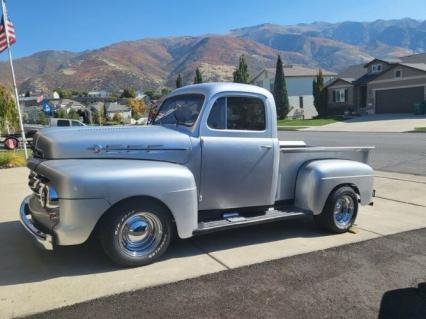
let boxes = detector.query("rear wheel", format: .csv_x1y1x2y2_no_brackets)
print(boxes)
99,200,172,267
314,186,358,233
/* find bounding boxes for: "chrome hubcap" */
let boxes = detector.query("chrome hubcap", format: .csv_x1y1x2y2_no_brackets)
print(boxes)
118,212,163,257
333,195,355,229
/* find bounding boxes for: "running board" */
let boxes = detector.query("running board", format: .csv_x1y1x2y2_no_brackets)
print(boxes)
193,209,307,235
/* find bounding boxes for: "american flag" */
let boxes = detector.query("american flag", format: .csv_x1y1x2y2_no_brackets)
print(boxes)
0,4,16,54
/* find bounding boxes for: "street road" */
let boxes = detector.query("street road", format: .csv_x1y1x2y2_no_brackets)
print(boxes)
279,131,426,176
27,228,426,319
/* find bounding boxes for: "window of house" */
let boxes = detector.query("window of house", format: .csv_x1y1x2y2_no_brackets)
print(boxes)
256,80,263,87
371,64,382,73
333,88,348,103
299,96,304,109
395,70,402,78
207,96,266,131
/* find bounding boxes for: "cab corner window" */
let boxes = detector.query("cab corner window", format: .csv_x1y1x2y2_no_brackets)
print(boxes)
207,97,226,129
208,96,266,131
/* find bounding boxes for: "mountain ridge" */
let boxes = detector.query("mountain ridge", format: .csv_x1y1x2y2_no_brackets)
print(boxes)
0,18,424,93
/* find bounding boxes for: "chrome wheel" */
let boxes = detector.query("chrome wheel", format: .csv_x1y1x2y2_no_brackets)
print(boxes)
118,212,163,257
333,195,355,229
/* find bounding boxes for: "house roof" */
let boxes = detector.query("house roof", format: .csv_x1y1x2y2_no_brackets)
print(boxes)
324,77,354,88
105,102,130,113
399,52,426,64
363,58,402,67
398,63,426,72
56,99,86,109
250,65,336,83
337,64,366,79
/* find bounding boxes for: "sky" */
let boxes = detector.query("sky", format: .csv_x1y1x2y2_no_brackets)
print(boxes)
1,0,425,59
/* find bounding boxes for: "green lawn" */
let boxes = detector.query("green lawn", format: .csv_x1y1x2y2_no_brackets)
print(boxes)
414,127,426,132
277,117,343,127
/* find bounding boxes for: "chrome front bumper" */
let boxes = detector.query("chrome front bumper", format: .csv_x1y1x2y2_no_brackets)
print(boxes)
19,195,54,250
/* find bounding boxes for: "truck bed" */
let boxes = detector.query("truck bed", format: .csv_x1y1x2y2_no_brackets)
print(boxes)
277,145,374,201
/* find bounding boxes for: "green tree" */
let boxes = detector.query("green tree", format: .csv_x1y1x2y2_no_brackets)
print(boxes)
37,111,48,125
68,109,80,120
55,88,75,99
144,90,161,100
0,85,18,132
176,73,183,88
55,108,68,119
161,88,171,96
313,69,328,116
120,88,136,99
193,67,203,84
233,55,250,84
273,55,290,120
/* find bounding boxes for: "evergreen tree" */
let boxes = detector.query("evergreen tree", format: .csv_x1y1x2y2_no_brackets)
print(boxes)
273,55,290,120
176,74,183,88
0,85,18,131
313,69,328,116
193,68,203,84
233,55,250,83
120,88,136,99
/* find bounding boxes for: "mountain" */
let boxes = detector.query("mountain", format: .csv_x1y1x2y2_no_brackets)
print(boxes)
0,18,424,93
11,36,310,93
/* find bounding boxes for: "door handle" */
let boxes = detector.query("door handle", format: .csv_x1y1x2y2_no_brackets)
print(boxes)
260,145,272,149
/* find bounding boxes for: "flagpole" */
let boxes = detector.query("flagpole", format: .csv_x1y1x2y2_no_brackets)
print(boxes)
1,0,28,158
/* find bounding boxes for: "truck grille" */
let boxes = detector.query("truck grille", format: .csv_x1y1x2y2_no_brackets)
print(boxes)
28,171,49,207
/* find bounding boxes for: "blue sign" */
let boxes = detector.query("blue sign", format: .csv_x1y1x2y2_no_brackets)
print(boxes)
42,100,52,115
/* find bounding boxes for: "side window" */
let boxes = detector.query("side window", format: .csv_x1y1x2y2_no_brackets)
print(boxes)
72,121,83,126
227,97,265,131
57,120,70,127
207,96,266,131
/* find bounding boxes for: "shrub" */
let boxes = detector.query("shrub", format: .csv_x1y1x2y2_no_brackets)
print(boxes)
0,151,26,168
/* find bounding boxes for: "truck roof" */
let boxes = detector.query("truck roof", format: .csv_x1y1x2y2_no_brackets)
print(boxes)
168,82,273,100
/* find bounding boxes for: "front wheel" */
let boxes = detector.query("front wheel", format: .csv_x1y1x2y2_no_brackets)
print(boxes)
314,186,358,233
99,200,172,267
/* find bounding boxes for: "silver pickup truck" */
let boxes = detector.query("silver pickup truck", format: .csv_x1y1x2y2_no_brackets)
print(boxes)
20,83,374,267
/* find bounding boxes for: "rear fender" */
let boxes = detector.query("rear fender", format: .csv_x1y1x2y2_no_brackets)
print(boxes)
295,159,374,215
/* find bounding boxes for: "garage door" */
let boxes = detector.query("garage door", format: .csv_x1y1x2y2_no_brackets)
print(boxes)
375,86,425,113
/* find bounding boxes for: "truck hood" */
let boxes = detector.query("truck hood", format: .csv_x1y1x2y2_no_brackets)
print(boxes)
32,125,192,164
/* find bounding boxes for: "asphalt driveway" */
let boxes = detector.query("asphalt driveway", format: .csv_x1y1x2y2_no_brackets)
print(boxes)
26,228,426,319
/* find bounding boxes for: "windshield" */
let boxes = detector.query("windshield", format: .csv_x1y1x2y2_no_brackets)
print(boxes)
153,94,204,127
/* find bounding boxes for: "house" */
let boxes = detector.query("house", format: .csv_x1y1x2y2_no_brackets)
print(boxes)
251,65,336,119
326,53,426,114
104,102,132,123
53,99,86,112
88,90,110,98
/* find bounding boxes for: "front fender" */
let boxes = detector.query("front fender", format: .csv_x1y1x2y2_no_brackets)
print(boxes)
295,159,374,215
36,159,198,241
